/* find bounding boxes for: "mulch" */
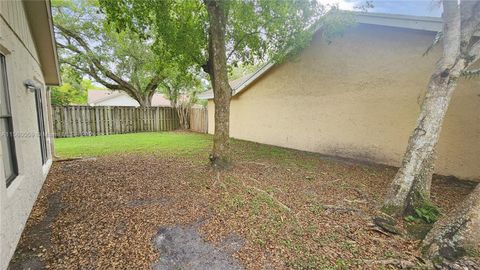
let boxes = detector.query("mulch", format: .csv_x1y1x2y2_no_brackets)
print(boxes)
9,149,476,269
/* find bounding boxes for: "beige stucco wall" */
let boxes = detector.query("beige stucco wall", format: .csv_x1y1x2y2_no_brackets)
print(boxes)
208,23,480,181
0,3,53,269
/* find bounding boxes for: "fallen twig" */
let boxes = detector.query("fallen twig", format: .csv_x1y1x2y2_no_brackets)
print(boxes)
240,161,269,167
251,186,292,212
242,181,291,212
363,259,416,269
344,199,367,204
368,227,392,237
248,176,286,194
323,204,363,214
212,172,221,188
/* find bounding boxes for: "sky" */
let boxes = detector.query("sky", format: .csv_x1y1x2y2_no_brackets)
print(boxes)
318,0,442,17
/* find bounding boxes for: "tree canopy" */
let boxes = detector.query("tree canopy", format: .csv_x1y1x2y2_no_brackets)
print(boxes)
52,0,187,107
50,66,90,106
100,0,352,167
100,0,351,70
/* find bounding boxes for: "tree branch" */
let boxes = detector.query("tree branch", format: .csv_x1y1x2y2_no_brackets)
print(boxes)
144,75,162,93
56,24,139,95
441,0,461,69
62,60,121,90
460,0,480,48
226,30,261,61
465,38,480,67
56,41,83,55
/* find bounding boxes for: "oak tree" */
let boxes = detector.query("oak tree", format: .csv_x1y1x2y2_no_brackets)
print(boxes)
161,71,205,129
100,0,351,167
53,0,175,107
50,66,89,105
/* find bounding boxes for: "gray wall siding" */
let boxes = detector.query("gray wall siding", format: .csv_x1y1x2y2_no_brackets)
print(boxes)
0,4,52,269
0,0,39,63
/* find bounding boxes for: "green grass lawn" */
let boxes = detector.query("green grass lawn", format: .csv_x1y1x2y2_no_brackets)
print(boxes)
55,131,316,168
54,131,212,158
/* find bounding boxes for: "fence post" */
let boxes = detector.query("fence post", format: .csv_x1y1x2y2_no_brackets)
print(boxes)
52,105,208,137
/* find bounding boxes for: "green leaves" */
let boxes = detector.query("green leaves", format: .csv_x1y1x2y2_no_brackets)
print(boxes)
51,67,89,105
53,0,192,106
99,0,351,70
100,0,207,72
404,202,441,224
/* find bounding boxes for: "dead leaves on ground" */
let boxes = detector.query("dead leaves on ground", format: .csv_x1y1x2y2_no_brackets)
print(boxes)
12,151,474,269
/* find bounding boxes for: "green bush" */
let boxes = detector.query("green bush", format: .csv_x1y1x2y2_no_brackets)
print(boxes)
404,202,441,224
414,203,441,223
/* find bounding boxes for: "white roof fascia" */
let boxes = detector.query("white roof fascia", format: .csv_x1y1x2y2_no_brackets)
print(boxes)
354,12,442,32
201,12,444,100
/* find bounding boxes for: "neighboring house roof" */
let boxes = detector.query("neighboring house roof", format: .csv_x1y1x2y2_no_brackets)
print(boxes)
88,90,172,107
151,93,172,107
88,90,118,104
23,0,60,85
198,63,274,100
199,11,443,100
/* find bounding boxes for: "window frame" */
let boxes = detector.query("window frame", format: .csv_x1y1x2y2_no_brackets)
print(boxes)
34,84,47,165
0,53,18,186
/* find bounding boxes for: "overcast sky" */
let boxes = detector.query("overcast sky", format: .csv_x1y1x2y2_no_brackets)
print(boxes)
318,0,442,17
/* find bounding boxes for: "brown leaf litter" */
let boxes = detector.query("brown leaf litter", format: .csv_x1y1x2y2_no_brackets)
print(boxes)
9,146,476,269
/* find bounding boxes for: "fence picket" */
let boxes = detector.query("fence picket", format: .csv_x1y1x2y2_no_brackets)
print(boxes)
51,105,206,137
190,108,208,133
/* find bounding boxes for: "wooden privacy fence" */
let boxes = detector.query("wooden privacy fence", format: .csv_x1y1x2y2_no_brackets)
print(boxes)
53,106,180,138
190,107,208,133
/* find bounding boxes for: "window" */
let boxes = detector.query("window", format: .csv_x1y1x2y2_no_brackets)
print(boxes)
0,54,18,186
35,84,47,164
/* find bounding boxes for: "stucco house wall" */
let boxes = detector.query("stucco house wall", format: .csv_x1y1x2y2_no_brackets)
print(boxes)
0,1,58,269
207,23,480,181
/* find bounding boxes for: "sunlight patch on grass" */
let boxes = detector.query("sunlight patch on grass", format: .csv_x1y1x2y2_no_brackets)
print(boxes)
55,132,212,159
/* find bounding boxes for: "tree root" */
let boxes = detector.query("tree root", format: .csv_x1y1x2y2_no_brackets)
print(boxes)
372,215,405,235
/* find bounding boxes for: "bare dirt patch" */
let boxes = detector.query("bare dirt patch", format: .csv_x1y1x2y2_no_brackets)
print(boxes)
153,223,244,270
9,142,476,269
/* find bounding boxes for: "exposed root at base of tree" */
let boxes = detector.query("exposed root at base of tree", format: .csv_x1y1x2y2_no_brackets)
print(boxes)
372,215,405,235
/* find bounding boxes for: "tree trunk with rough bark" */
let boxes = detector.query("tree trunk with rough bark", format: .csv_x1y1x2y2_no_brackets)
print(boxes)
382,73,459,216
382,0,467,217
205,0,232,169
137,93,153,107
422,183,480,269
176,103,191,130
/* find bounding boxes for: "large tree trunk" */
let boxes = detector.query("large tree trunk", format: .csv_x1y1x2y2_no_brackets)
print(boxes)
205,0,232,169
137,97,151,107
382,74,458,216
382,0,462,217
422,183,480,269
135,91,153,107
